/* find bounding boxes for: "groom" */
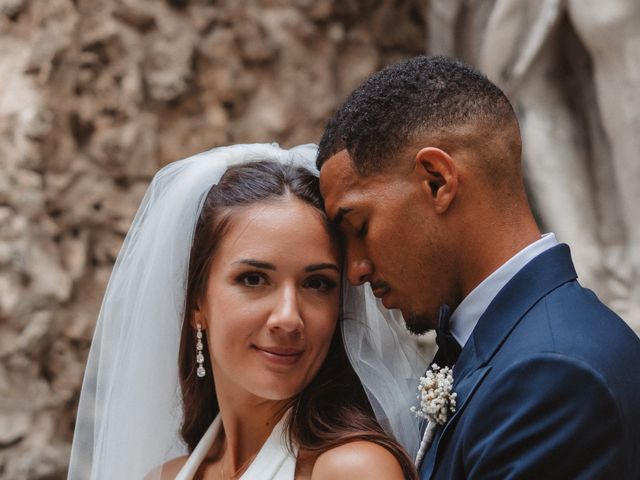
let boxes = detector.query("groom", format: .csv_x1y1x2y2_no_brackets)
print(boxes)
317,56,640,479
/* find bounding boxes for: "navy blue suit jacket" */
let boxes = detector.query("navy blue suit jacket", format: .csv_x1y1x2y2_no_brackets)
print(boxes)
419,244,640,479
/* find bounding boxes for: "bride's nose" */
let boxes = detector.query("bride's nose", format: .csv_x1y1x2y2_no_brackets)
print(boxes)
267,283,303,333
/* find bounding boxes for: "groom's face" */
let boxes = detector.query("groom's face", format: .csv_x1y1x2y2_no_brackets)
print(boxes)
320,150,452,333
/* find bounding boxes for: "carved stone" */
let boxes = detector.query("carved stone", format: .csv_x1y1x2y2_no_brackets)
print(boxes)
427,0,640,331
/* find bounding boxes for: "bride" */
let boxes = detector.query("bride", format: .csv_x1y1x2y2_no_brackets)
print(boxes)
67,144,426,479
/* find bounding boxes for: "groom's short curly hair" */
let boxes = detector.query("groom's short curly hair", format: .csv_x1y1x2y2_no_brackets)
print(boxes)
317,55,520,176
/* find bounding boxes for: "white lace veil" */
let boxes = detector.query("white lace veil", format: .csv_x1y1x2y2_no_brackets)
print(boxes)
68,143,425,479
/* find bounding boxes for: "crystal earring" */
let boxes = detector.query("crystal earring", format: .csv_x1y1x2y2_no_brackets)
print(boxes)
196,324,206,378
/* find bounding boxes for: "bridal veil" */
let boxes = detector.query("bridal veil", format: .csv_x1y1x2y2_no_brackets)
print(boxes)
68,143,426,479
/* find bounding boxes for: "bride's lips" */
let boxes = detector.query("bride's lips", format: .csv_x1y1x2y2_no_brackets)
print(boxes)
253,345,304,365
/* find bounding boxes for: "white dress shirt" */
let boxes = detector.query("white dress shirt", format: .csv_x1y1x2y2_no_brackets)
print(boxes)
449,233,560,349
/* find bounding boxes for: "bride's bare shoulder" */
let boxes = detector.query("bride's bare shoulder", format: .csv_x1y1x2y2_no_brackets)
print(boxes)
144,456,188,480
310,441,405,480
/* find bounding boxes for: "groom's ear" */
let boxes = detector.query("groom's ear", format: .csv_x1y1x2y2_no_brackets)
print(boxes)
414,147,458,214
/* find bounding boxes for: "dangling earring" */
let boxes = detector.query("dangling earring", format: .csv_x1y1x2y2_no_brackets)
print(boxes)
196,324,206,378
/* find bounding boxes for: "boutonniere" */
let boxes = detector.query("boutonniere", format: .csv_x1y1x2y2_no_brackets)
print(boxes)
411,364,457,466
411,363,457,424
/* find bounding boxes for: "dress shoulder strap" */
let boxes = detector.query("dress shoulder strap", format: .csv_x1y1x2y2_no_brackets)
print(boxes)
174,412,297,480
175,415,222,480
239,413,297,479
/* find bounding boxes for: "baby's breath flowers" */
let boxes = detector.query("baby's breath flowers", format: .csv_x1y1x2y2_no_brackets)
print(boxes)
412,364,458,466
411,364,457,425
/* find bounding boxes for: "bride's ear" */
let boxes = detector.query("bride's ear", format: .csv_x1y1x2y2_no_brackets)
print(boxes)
191,304,207,330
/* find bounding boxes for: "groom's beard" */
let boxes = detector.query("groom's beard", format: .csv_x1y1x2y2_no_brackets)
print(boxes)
403,312,432,336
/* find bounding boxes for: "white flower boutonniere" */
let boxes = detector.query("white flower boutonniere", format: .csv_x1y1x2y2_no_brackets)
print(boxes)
411,363,457,425
411,364,458,466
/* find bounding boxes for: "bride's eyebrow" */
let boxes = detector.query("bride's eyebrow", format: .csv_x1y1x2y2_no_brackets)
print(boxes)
305,263,340,273
233,259,276,270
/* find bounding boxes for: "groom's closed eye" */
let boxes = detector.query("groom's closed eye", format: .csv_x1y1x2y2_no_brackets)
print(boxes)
332,207,352,227
356,222,368,239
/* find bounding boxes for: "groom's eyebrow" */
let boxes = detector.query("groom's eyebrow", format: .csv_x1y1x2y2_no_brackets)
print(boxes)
332,207,352,227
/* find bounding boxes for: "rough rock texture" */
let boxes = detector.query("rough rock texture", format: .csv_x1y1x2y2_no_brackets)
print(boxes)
0,0,427,477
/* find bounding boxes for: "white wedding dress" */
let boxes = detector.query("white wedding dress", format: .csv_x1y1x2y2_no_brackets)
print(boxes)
175,414,297,480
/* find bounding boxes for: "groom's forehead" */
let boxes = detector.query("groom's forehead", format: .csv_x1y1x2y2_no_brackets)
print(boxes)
320,150,358,183
319,150,385,194
319,153,358,222
320,151,366,206
320,150,388,224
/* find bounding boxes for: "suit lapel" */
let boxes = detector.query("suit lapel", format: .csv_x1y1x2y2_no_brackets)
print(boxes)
462,244,576,372
419,244,577,479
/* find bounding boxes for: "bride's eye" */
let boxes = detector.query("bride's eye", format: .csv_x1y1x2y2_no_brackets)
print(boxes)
304,276,337,292
237,272,268,287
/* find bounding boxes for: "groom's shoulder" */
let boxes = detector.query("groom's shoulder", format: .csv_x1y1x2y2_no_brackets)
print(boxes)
517,279,640,357
492,279,640,398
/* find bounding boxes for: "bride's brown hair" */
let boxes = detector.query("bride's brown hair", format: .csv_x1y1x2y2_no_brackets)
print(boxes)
178,160,417,479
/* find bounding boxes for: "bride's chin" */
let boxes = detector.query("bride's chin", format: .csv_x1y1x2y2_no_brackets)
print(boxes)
248,374,315,402
249,385,301,402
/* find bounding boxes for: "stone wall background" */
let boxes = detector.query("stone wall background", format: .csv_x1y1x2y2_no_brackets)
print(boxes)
0,0,427,477
1,0,638,478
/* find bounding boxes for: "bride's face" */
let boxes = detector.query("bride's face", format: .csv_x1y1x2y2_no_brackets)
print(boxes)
196,198,341,402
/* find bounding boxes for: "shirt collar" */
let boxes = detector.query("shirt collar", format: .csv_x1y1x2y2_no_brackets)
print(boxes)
449,233,559,347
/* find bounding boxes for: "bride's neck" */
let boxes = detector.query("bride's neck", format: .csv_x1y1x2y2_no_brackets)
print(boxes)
215,385,290,474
